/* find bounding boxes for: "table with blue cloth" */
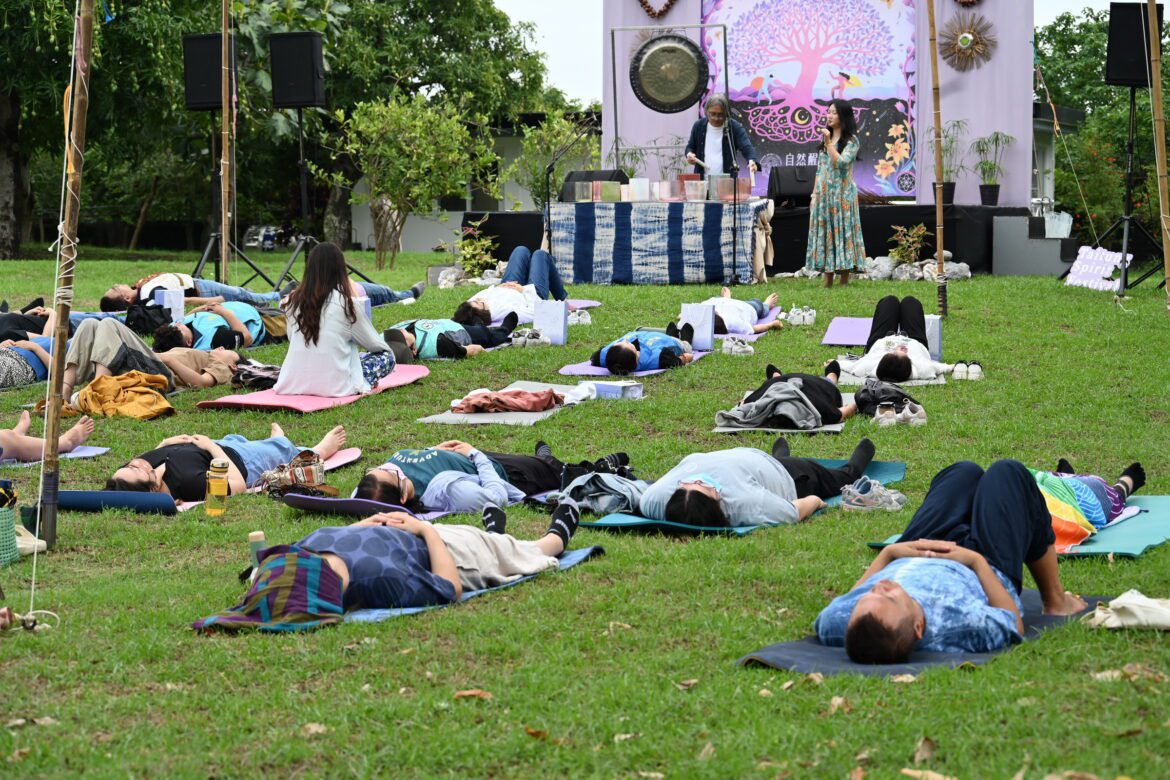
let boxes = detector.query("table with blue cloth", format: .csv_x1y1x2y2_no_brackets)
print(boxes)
548,199,769,285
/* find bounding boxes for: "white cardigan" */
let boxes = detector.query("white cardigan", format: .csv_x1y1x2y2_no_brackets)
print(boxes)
275,291,391,397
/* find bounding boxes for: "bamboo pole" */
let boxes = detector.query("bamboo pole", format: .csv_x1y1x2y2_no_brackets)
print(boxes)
1147,0,1170,313
40,0,96,549
219,0,231,283
926,0,947,316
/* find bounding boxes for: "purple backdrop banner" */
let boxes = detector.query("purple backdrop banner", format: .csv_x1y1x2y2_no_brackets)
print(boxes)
700,0,918,198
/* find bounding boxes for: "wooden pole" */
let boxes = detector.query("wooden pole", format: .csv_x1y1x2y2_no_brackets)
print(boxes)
219,0,231,283
1147,0,1170,313
926,0,947,316
40,0,96,549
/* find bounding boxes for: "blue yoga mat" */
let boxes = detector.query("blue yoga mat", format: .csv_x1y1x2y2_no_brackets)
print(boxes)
344,546,604,622
869,496,1170,558
738,590,1107,677
583,459,907,536
58,490,178,515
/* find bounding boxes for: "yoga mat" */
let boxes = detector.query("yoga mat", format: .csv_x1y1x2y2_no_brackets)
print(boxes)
583,459,907,536
196,365,429,413
174,447,362,512
868,498,1170,558
345,546,605,622
490,298,602,327
1,445,110,467
58,490,179,515
418,381,581,426
821,317,872,347
715,306,782,343
284,485,558,522
738,590,1107,676
559,350,712,378
713,393,854,435
836,357,946,387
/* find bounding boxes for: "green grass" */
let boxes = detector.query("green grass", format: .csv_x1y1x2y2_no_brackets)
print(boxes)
1,250,1169,778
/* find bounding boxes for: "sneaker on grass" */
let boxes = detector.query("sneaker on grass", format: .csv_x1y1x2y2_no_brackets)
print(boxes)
841,476,907,512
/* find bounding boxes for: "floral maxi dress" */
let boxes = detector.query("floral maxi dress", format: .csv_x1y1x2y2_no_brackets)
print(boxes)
805,136,866,273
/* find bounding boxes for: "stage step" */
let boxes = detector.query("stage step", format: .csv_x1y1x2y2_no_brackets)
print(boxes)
993,216,1076,276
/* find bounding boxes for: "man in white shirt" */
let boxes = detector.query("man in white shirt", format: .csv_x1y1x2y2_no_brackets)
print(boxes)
684,94,760,177
453,246,569,326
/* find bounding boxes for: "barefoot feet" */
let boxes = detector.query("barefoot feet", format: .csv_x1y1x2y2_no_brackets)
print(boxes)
14,410,31,435
60,416,95,452
270,422,286,438
313,425,347,460
1044,590,1088,616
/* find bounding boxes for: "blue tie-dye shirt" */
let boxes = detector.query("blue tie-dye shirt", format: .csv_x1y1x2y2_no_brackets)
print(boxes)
814,557,1023,654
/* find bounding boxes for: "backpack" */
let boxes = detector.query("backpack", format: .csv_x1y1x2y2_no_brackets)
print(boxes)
232,359,281,390
855,378,920,417
124,302,171,335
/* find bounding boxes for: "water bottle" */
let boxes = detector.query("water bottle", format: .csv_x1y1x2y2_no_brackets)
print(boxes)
205,458,230,517
247,531,266,569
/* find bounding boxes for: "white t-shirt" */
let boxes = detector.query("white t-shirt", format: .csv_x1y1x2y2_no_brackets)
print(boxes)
138,273,196,302
839,335,946,381
704,123,725,176
701,297,757,335
469,283,541,323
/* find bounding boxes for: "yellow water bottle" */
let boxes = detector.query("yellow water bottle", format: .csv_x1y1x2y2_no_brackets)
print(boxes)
205,458,230,517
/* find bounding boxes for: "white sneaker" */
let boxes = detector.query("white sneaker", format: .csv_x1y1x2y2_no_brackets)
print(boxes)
804,307,817,326
567,309,592,325
874,403,898,427
722,336,755,356
953,361,968,380
967,361,983,380
897,402,927,426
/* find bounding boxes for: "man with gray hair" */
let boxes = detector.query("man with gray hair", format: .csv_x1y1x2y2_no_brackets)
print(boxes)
685,94,760,177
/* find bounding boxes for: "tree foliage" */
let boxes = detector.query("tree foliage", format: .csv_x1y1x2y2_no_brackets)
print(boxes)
511,112,601,210
324,94,499,269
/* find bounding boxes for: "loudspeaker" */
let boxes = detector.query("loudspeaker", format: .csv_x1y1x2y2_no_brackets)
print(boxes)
270,31,326,108
767,165,816,209
558,169,630,202
183,33,236,112
1106,2,1164,87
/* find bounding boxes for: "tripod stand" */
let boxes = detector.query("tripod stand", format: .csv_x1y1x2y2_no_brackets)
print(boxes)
192,123,277,287
1095,86,1165,291
273,108,373,290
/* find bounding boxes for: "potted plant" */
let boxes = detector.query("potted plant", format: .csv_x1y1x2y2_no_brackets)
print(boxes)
888,223,933,265
926,119,968,205
970,131,1015,206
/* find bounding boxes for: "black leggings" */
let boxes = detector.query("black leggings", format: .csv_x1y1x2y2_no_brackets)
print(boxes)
775,456,859,500
481,451,565,496
866,295,928,352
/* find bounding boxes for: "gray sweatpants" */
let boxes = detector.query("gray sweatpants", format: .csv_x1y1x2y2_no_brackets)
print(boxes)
432,524,558,591
65,318,171,390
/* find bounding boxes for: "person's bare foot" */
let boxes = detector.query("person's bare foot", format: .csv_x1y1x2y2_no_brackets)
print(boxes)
1043,590,1088,616
60,416,95,452
721,286,731,298
14,410,31,435
270,422,285,438
313,425,346,459
764,292,778,308
822,273,834,288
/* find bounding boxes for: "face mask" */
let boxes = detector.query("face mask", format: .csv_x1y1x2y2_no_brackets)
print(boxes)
678,472,722,493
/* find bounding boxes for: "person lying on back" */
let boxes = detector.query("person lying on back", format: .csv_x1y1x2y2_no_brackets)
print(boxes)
589,324,694,375
383,313,518,360
152,301,266,352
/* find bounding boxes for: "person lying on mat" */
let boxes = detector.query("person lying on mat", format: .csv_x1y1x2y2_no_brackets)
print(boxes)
814,459,1089,664
275,242,397,397
152,301,266,353
839,295,948,383
1046,457,1145,528
698,287,785,336
640,438,876,528
452,246,569,326
192,502,583,631
0,410,95,463
157,346,241,390
383,314,519,360
99,271,423,312
0,305,69,343
59,317,176,402
589,326,694,375
0,335,59,390
354,439,630,515
734,361,859,425
105,423,346,503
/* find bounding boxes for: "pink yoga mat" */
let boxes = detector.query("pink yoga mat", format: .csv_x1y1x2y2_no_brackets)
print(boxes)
559,350,712,378
821,317,872,347
196,365,430,413
715,306,782,343
176,447,363,512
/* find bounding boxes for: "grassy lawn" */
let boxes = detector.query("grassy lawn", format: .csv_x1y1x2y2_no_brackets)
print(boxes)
1,249,1168,778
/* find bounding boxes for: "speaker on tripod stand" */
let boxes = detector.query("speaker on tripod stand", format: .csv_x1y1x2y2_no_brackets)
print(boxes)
182,33,278,288
269,32,375,290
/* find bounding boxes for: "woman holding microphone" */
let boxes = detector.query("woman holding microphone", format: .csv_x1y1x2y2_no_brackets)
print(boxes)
805,100,866,287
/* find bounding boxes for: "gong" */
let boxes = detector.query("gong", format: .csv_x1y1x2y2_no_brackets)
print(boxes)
629,34,708,113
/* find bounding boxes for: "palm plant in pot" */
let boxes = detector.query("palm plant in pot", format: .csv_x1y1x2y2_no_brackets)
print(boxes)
926,119,968,205
971,131,1015,206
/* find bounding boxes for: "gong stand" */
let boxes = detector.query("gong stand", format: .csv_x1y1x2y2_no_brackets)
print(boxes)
610,24,740,282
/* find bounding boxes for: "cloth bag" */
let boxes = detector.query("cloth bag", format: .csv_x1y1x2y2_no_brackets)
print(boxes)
262,450,339,499
680,303,716,352
1084,590,1170,631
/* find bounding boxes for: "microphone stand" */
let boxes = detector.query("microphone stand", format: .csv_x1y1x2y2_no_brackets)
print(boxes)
545,120,597,252
724,122,741,285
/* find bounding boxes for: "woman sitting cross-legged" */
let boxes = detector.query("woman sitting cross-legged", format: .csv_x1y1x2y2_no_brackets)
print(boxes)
0,410,95,463
275,242,396,397
192,502,583,631
590,325,694,375
838,295,947,383
105,423,346,502
354,439,629,515
639,438,876,528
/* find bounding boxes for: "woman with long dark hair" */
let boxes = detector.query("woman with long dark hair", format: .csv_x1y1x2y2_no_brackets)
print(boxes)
805,99,866,287
274,242,395,397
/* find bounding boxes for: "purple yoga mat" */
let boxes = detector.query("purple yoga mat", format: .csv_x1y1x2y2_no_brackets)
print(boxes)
821,317,872,347
1,445,110,467
558,350,712,378
715,306,782,343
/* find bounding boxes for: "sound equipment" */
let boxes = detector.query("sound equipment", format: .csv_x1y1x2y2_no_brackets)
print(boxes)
767,165,816,209
559,169,631,203
183,33,235,112
629,34,708,113
1105,2,1164,87
270,31,326,108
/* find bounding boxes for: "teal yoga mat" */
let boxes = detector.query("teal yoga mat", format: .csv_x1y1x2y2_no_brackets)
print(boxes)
867,496,1170,558
583,459,907,536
